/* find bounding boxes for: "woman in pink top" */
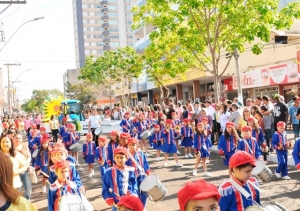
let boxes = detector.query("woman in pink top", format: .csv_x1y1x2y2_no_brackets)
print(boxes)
33,114,41,130
24,115,31,138
176,102,183,120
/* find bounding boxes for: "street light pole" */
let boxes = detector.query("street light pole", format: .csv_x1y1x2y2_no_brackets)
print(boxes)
234,49,243,105
0,17,44,52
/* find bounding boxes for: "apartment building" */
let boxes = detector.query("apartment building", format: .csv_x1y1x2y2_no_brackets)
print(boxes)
72,0,134,69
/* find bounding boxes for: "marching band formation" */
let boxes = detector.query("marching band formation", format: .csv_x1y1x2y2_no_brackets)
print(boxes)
1,96,300,211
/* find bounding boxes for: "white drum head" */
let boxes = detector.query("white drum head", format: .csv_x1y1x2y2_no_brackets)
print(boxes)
252,160,265,175
140,174,159,191
245,206,264,211
95,127,102,135
32,149,39,158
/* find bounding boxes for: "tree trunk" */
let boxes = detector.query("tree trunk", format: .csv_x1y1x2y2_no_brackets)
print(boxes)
158,86,170,110
214,75,220,103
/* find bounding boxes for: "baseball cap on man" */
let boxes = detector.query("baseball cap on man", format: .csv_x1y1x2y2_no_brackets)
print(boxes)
178,180,220,211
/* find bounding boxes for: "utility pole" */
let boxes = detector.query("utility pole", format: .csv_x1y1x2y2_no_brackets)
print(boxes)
4,63,20,114
234,49,243,106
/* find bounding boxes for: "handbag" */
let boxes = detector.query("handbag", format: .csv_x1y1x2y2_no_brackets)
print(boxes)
28,166,37,184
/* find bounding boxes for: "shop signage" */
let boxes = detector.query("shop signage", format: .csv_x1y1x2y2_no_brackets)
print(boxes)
232,69,262,90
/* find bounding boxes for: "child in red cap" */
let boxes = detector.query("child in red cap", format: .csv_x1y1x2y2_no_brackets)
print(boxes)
219,150,260,211
117,195,144,211
177,179,220,211
237,126,262,160
82,133,96,177
126,138,151,206
272,121,291,180
102,148,138,211
181,118,194,158
151,124,163,161
107,130,120,167
95,136,108,180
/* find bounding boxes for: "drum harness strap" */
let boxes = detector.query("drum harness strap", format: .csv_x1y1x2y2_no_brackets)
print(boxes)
128,151,145,176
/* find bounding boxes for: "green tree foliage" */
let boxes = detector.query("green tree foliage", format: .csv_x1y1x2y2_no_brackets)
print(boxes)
65,82,97,107
133,0,300,102
21,89,63,113
79,46,143,108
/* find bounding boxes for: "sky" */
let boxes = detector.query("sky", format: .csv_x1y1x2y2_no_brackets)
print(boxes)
0,0,76,104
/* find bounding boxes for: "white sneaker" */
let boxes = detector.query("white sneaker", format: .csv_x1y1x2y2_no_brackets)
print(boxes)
89,173,93,177
177,150,181,155
92,170,95,176
156,157,160,161
282,176,290,180
164,162,168,167
206,159,210,164
145,152,149,157
192,169,197,176
188,153,193,158
185,154,189,158
76,162,81,166
176,163,183,167
275,172,282,178
42,186,46,193
205,172,212,177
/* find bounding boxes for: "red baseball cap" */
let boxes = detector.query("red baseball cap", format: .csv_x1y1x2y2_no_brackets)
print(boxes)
201,117,208,122
98,136,106,142
111,130,119,136
226,122,235,128
247,117,255,122
86,133,93,138
54,160,70,170
178,180,220,211
40,126,46,131
117,195,144,211
120,133,130,139
277,121,285,128
114,148,128,156
166,119,173,124
229,150,256,168
128,138,138,145
242,126,252,131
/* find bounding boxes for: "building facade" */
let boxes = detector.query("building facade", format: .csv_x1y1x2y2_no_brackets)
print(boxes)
129,0,300,106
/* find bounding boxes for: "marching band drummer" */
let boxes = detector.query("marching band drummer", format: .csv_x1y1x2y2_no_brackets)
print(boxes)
237,126,262,160
95,136,108,180
102,148,138,211
48,160,83,211
134,113,150,156
162,119,183,167
119,132,130,148
29,130,40,167
247,117,264,146
292,137,300,170
107,130,120,167
62,123,75,155
218,122,239,172
147,112,157,149
126,138,151,207
119,111,132,133
219,151,261,211
272,121,291,180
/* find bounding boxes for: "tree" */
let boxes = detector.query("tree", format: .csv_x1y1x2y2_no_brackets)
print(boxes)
133,0,300,102
79,46,143,108
21,89,63,112
141,31,196,107
65,82,97,107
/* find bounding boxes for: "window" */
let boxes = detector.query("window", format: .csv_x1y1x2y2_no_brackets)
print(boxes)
127,28,132,32
125,0,130,2
128,43,133,47
110,35,119,39
108,13,118,17
128,35,133,39
90,19,95,23
84,42,90,46
94,27,103,31
108,5,117,9
86,35,91,38
126,13,132,17
110,42,119,47
98,43,105,46
89,12,95,16
82,4,87,8
82,12,88,16
127,20,132,25
96,5,102,8
109,28,119,32
108,0,116,2
126,6,131,10
92,50,97,54
96,12,102,16
88,4,94,8
108,20,118,24
85,50,90,54
98,35,104,38
97,20,103,24
83,27,90,31
98,50,104,54
83,19,87,23
91,42,96,46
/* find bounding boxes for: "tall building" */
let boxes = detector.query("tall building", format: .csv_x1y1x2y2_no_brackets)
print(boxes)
72,0,134,69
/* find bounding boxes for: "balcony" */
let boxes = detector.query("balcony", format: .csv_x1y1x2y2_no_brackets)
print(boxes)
101,1,108,6
102,30,110,36
104,45,111,51
135,33,151,51
102,22,109,28
101,7,108,13
102,15,109,21
103,38,110,43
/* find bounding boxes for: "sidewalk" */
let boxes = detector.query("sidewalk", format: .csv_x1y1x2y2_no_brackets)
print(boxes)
211,130,296,166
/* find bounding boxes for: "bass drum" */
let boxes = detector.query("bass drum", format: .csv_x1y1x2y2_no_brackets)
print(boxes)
245,202,287,211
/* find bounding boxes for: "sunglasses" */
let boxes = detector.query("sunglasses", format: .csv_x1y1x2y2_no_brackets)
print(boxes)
244,111,249,113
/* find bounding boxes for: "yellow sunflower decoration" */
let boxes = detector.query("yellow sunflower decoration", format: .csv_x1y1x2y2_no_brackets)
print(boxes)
43,96,64,121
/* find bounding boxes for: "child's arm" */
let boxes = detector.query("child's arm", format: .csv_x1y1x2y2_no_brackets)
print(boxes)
292,139,300,170
102,170,115,206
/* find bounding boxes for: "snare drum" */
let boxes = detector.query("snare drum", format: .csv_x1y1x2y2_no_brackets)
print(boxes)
95,127,102,135
245,201,287,211
140,174,167,202
32,149,39,158
140,130,151,140
252,160,272,182
69,143,82,153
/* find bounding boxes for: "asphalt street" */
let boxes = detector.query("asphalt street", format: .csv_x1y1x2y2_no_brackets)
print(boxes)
31,134,300,211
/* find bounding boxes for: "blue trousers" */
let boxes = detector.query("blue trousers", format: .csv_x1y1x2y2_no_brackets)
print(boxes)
292,124,299,139
20,171,32,200
276,150,288,177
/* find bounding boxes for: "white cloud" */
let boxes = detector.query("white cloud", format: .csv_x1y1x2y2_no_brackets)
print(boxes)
0,0,76,103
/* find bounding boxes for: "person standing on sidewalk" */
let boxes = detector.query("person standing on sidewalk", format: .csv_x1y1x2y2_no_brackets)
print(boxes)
88,109,101,145
289,97,300,139
273,94,288,131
